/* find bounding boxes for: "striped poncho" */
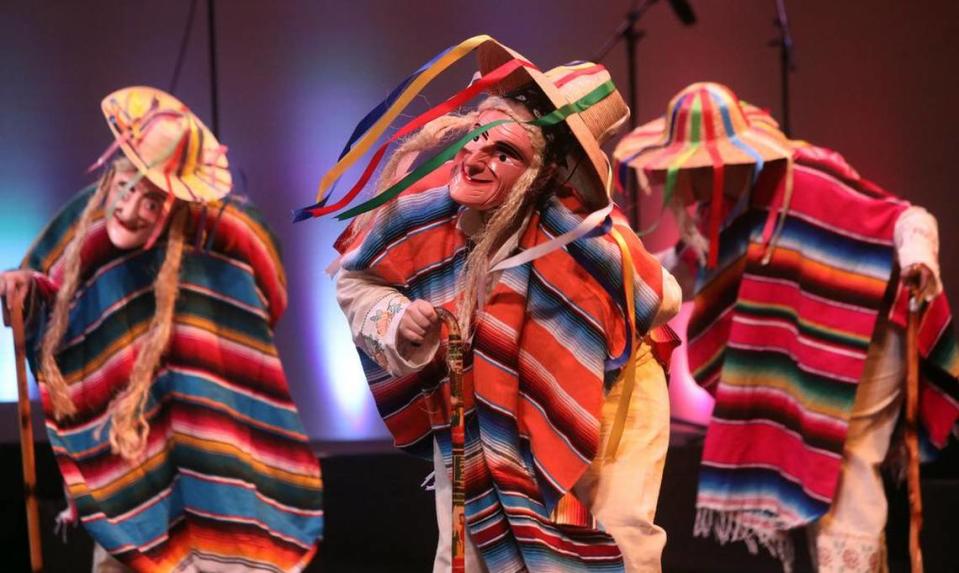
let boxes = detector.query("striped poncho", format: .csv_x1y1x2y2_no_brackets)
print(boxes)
338,180,668,572
24,188,324,572
689,146,959,556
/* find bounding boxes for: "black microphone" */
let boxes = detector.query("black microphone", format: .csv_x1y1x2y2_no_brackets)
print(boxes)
667,0,697,26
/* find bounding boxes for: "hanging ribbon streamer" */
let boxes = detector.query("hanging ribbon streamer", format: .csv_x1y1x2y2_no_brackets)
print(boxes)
731,128,795,265
292,57,533,221
759,156,795,265
312,35,498,207
658,96,703,241
700,92,726,269
490,202,614,273
616,92,697,239
316,43,461,202
335,45,456,162
327,80,616,221
705,157,725,268
604,227,638,462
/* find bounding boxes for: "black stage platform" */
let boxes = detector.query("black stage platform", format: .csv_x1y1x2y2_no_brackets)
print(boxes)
2,429,956,572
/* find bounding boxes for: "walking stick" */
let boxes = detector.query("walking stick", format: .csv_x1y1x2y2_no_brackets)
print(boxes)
904,286,924,573
3,295,44,572
435,307,465,573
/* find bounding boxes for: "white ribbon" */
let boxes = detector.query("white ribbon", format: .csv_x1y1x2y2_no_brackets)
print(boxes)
490,203,613,273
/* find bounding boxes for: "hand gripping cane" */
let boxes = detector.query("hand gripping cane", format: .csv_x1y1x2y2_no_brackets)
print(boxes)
435,307,466,573
2,296,43,572
904,287,924,573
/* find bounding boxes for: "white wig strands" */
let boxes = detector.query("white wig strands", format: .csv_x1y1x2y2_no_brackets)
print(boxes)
40,157,188,462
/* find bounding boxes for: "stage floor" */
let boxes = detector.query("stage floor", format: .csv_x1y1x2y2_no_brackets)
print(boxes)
2,426,956,572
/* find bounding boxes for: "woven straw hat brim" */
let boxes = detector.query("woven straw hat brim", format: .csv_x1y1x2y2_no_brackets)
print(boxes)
101,86,231,203
477,41,628,209
614,102,791,174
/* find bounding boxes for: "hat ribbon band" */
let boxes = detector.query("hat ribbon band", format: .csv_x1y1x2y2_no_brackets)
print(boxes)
86,109,186,173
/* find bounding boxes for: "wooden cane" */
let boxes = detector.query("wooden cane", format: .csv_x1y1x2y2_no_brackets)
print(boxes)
904,289,924,573
435,307,465,573
3,296,44,572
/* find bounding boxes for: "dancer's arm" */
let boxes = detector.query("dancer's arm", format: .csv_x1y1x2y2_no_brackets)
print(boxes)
895,206,940,301
336,269,440,376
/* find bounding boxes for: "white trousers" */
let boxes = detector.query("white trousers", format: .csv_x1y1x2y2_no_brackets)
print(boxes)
433,343,670,572
433,439,490,573
807,323,904,573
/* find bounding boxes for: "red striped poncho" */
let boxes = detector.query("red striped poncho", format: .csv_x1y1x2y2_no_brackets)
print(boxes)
337,176,669,572
689,145,959,559
23,188,324,572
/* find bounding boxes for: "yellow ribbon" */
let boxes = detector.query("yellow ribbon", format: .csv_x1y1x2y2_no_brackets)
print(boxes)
604,227,639,462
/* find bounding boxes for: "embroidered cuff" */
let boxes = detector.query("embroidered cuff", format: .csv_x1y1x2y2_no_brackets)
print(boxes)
359,294,439,376
358,293,408,372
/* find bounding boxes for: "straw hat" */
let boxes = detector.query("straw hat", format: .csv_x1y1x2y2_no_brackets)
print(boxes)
612,82,798,268
100,86,231,203
478,40,630,209
613,82,791,193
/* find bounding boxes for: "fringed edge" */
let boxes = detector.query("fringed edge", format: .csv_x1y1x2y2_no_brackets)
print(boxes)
694,508,796,573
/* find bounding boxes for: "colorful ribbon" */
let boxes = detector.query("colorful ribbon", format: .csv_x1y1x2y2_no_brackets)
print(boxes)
296,35,620,223
605,227,638,462
293,57,534,221
490,202,614,273
312,35,497,208
335,47,452,161
329,80,616,221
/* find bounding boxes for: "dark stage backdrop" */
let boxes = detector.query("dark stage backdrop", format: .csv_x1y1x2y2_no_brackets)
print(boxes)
1,1,957,444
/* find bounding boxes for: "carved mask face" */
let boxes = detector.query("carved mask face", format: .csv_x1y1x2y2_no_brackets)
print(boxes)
449,109,535,210
105,170,168,250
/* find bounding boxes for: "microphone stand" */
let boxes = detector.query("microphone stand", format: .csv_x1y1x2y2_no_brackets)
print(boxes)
769,0,796,137
593,0,655,129
207,0,220,137
593,0,655,228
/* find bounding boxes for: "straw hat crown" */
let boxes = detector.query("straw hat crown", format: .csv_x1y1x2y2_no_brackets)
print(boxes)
101,86,231,203
478,41,630,208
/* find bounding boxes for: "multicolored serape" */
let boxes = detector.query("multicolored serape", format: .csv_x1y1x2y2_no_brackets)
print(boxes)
337,180,668,572
24,188,324,572
687,145,959,560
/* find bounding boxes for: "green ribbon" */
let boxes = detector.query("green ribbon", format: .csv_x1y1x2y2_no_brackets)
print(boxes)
632,97,704,237
661,97,702,215
336,80,616,220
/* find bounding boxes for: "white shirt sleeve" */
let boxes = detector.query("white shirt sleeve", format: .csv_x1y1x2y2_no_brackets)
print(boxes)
335,269,440,376
894,206,942,298
652,266,682,327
